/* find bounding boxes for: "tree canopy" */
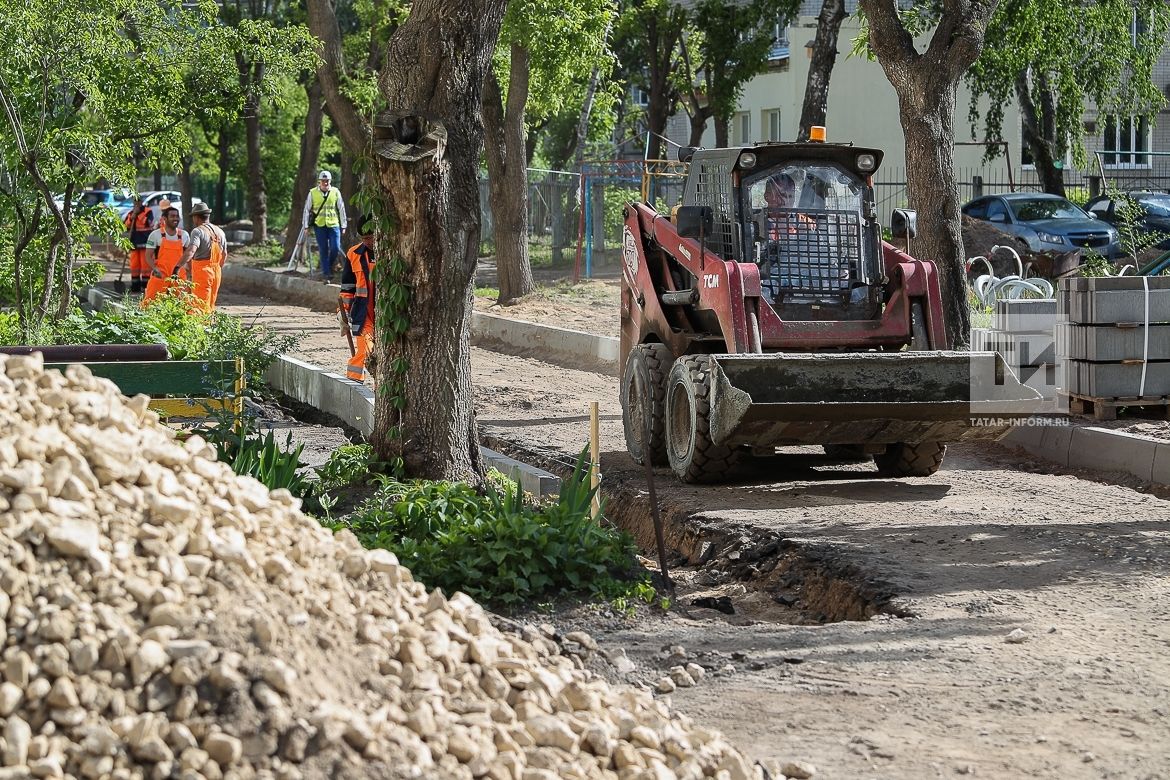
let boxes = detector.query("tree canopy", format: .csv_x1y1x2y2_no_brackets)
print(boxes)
967,0,1170,196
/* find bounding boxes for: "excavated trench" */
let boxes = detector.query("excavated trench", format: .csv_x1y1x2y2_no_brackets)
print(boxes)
479,433,912,625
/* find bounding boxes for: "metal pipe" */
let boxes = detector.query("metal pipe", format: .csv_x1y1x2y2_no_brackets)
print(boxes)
0,344,170,362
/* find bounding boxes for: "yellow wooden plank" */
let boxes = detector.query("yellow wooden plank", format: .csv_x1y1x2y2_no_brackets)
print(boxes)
148,397,233,418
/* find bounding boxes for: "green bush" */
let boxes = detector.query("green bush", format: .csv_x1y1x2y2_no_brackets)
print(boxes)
312,443,373,494
333,453,646,607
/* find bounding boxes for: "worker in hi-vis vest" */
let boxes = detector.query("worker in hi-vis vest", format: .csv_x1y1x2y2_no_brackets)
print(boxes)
343,218,376,382
141,207,190,307
301,170,347,282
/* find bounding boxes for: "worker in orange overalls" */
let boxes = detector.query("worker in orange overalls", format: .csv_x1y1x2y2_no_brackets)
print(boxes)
343,218,376,382
123,196,154,293
183,202,227,312
142,206,191,307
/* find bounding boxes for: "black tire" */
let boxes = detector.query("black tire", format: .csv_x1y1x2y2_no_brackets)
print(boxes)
874,441,946,477
665,355,742,483
621,343,673,466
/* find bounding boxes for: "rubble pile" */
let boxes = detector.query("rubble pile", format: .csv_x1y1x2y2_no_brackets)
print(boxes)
0,354,768,780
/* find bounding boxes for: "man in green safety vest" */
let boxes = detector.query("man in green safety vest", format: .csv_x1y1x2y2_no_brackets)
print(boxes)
301,170,348,282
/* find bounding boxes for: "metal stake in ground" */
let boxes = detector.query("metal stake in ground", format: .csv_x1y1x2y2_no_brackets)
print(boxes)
634,364,671,589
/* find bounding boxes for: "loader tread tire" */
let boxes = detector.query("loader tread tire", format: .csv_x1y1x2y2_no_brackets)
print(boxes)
875,441,946,477
621,343,673,466
666,355,742,483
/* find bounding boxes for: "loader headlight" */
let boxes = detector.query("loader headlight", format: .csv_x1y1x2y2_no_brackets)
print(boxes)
856,153,876,172
738,152,757,169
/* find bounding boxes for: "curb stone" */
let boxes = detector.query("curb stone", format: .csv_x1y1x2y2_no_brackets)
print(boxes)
78,284,560,497
81,281,1170,490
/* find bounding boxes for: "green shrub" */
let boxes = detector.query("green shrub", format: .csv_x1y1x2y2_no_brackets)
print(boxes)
334,453,646,607
312,443,373,495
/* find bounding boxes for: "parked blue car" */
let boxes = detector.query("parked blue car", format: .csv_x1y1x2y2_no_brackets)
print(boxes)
961,192,1122,258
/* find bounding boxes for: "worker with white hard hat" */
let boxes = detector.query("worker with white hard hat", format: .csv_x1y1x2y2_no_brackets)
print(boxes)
302,170,348,282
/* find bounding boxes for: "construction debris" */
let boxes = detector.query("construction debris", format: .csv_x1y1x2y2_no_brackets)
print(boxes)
0,353,769,779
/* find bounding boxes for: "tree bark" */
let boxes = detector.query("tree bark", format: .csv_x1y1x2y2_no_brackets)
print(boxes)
859,0,1000,348
714,117,729,147
306,0,370,158
642,9,684,161
482,44,535,305
1016,70,1065,197
370,0,507,481
284,77,325,262
215,128,231,218
798,0,847,141
241,59,268,243
178,154,194,231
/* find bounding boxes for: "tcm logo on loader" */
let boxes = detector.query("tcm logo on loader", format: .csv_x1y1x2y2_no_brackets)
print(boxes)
622,227,639,279
703,274,719,289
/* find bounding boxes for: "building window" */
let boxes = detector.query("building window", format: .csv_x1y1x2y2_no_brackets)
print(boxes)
763,109,781,142
631,85,650,108
732,112,751,145
768,16,790,61
1103,116,1151,168
1132,8,1150,45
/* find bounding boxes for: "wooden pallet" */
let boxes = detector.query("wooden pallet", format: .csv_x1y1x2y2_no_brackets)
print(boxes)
1062,392,1170,421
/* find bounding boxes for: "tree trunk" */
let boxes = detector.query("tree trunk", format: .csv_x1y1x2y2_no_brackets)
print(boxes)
306,0,370,158
860,0,1000,348
1016,71,1065,197
337,144,358,237
898,84,971,347
714,116,729,147
215,128,231,218
370,0,507,482
178,154,194,231
153,164,162,191
687,106,711,147
482,45,535,305
284,77,325,262
798,0,847,141
242,61,268,243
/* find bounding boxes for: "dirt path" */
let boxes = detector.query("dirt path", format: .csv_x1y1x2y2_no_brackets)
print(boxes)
215,289,1170,780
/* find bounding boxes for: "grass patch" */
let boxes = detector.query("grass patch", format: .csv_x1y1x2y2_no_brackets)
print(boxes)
324,452,656,609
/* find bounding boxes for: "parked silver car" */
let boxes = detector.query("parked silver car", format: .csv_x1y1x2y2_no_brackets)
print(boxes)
961,192,1121,258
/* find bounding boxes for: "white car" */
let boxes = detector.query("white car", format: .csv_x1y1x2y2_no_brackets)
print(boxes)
123,191,206,221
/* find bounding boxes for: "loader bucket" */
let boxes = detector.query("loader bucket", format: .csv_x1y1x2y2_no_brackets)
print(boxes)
704,351,1049,448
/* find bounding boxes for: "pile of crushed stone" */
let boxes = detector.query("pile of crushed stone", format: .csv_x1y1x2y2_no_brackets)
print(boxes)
0,353,773,780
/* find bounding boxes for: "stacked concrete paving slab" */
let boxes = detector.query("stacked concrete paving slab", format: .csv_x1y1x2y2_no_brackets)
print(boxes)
1057,276,1170,414
971,298,1057,388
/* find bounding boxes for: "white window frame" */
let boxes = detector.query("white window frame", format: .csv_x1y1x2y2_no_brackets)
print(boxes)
1019,123,1072,171
763,109,782,142
732,112,751,145
631,85,650,108
1102,115,1153,170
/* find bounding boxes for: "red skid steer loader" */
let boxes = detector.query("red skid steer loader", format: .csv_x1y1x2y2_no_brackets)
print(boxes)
619,135,1042,483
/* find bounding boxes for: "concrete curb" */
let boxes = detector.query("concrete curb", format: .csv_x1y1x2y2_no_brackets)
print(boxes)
79,283,560,496
1003,424,1170,485
220,265,620,375
264,355,559,497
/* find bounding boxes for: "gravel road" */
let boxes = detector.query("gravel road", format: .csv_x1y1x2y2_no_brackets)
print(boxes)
217,289,1170,780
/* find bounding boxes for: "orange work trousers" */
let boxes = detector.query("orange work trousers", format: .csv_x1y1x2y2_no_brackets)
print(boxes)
347,321,374,382
210,261,224,309
190,260,221,313
142,266,188,308
128,248,149,279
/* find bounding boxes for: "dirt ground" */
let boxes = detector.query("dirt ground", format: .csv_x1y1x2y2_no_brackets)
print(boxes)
210,284,1170,780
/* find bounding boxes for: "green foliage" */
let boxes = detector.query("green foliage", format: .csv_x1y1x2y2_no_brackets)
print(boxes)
605,188,642,237
688,0,799,125
313,444,374,495
965,0,1170,177
1104,184,1170,267
1078,253,1116,277
188,400,310,497
333,451,647,607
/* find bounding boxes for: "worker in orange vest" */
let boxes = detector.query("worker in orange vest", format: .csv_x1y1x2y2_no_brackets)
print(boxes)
123,196,154,293
183,202,227,312
142,206,191,307
344,218,376,382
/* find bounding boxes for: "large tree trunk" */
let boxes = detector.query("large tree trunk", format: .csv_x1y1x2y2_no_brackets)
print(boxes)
241,60,267,243
284,77,325,262
482,45,535,305
687,106,710,147
798,0,847,141
860,0,1000,349
370,0,507,481
215,128,231,218
1016,71,1065,197
898,84,971,347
